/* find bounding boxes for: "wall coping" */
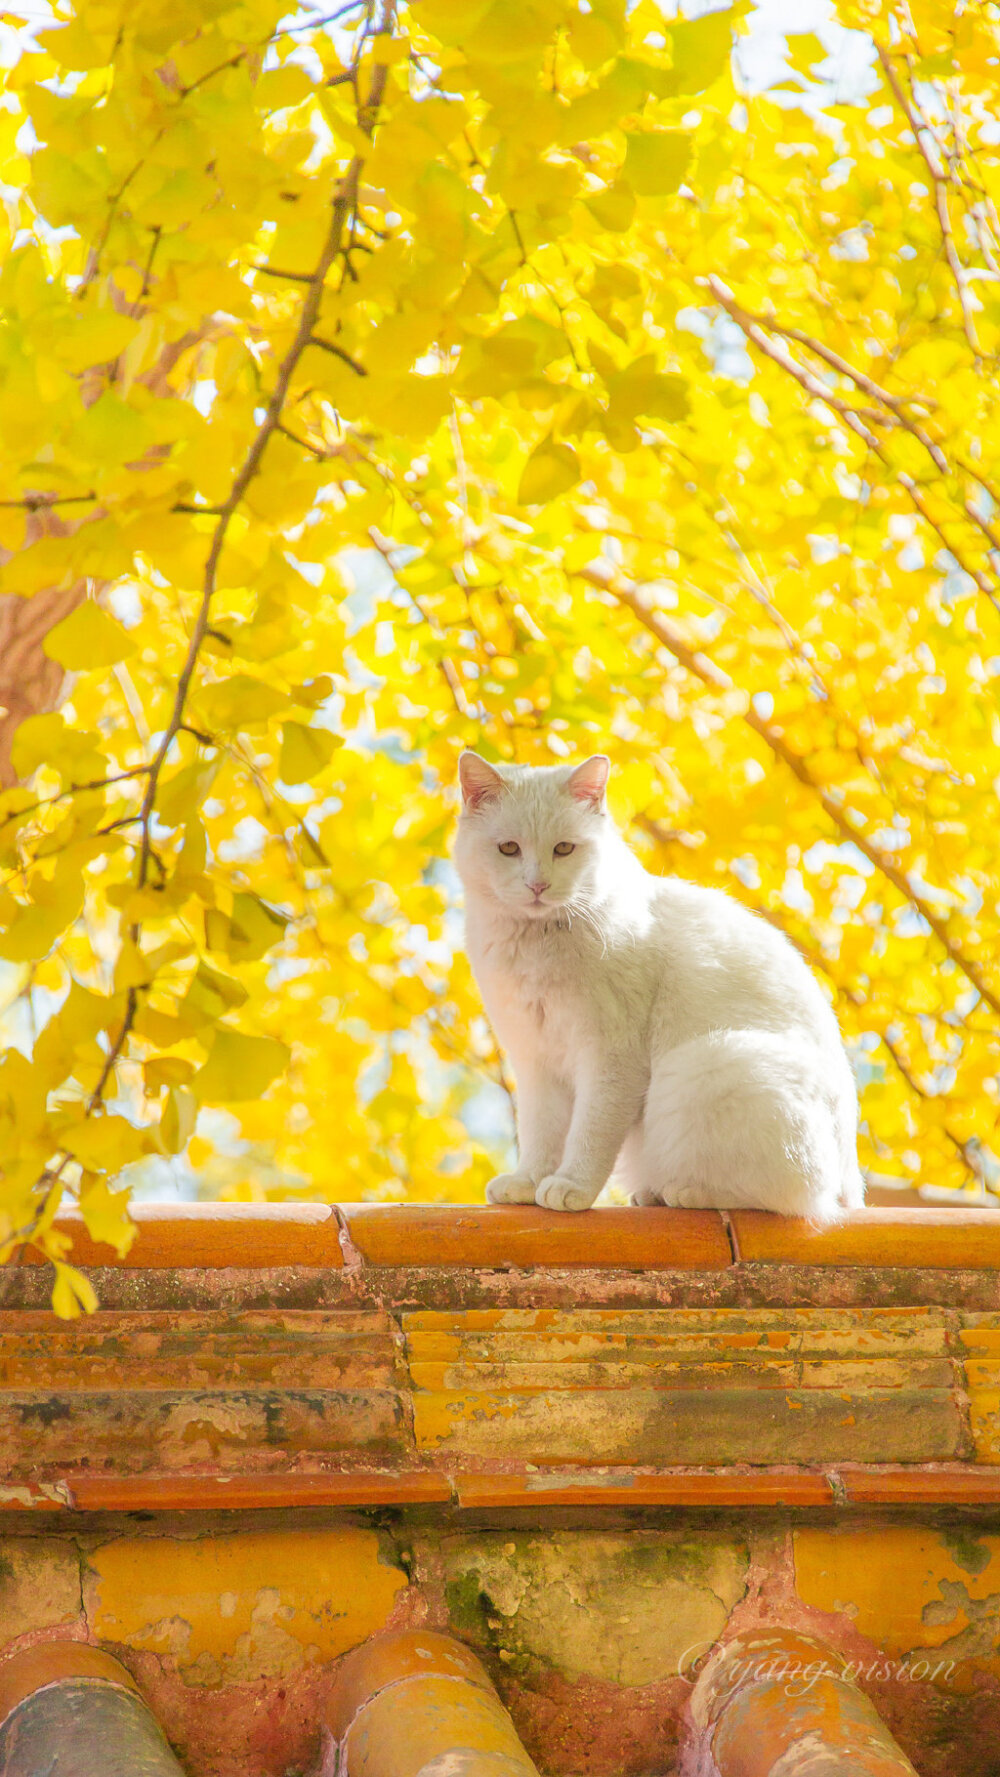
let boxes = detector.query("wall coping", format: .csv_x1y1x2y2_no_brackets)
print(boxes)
15,1201,1000,1272
7,1202,1000,1518
7,1467,1000,1515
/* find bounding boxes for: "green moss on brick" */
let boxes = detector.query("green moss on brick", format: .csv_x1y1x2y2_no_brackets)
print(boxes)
442,1531,748,1687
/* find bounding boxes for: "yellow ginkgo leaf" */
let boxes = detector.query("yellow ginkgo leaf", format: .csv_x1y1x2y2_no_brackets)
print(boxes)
79,1175,136,1255
623,130,692,195
517,439,580,505
50,1260,99,1321
192,1029,291,1104
159,1085,197,1155
664,12,732,95
280,721,344,785
43,600,137,670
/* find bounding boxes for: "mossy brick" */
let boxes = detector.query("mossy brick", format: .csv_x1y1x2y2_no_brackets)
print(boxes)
84,1527,407,1686
0,1309,399,1392
408,1356,952,1393
0,1538,81,1640
0,1388,408,1477
442,1531,748,1686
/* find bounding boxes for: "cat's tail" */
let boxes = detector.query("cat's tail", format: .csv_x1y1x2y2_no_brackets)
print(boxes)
804,1164,864,1227
838,1166,866,1213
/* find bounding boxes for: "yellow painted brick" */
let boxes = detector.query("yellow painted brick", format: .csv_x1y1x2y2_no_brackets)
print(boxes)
968,1386,1000,1462
84,1528,406,1686
403,1308,947,1358
795,1527,1000,1678
962,1361,1000,1391
959,1317,1000,1352
443,1531,748,1686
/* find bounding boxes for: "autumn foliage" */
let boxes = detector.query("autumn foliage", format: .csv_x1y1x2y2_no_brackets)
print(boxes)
1,0,999,1307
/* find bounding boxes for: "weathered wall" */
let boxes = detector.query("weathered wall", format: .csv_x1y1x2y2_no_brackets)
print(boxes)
7,1204,1000,1510
5,1205,1000,1774
3,1509,1000,1777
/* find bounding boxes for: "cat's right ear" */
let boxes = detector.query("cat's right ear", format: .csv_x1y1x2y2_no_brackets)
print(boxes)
459,752,506,811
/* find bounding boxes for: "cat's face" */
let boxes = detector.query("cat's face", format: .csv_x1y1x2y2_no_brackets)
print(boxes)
453,753,610,919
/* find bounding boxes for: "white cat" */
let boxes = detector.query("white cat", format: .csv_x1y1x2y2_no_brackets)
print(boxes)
454,751,864,1219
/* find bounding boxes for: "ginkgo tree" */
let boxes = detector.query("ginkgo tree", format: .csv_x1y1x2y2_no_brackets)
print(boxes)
1,0,999,1311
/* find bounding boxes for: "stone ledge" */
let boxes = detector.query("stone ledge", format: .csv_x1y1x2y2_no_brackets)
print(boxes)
15,1201,346,1270
10,1467,1000,1515
12,1202,1000,1272
5,1206,1000,1516
0,1297,999,1504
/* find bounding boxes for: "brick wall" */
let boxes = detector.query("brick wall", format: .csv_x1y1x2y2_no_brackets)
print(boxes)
3,1203,1000,1775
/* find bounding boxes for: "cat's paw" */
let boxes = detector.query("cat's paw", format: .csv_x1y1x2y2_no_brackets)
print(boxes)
628,1188,661,1207
536,1174,598,1213
486,1171,538,1204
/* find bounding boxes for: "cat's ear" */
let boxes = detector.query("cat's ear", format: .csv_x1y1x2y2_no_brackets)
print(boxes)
459,751,506,810
568,754,610,809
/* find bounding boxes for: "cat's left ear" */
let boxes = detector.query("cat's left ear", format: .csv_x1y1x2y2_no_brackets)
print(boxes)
568,754,610,809
459,751,506,810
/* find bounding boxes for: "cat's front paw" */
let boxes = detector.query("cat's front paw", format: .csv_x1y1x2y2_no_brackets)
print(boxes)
536,1174,598,1213
487,1171,538,1204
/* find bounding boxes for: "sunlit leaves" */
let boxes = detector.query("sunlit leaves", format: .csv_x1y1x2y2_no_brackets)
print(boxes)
0,0,998,1312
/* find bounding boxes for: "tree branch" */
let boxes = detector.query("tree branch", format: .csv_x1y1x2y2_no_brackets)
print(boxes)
714,289,1000,569
75,2,396,1163
135,36,394,894
706,276,1000,615
309,335,367,374
594,565,1000,1020
640,812,992,1191
876,41,981,358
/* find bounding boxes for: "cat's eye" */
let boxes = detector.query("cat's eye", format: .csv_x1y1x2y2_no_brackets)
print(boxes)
498,841,520,856
553,842,575,856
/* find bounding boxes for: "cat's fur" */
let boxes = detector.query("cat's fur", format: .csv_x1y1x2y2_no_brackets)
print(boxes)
454,751,864,1218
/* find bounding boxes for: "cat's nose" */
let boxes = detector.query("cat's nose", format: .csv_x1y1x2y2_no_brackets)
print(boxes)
529,880,550,897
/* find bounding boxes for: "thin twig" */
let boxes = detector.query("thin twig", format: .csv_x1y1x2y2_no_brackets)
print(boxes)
368,526,475,718
0,493,97,509
252,264,316,284
707,277,1000,614
718,293,1000,566
310,335,368,374
641,811,991,1190
0,767,150,833
876,41,981,358
276,420,333,459
596,565,1000,1020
